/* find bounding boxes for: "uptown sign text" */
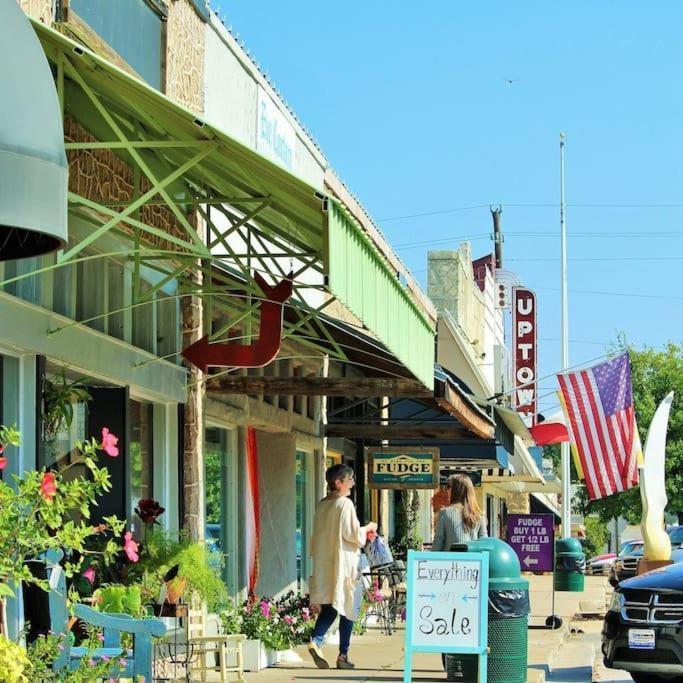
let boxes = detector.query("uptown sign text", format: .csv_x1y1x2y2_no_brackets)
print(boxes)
512,287,537,427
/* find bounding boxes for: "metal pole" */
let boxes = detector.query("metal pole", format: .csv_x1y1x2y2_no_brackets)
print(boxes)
560,133,571,538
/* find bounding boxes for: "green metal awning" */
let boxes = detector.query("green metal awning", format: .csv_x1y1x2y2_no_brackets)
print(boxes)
32,20,435,389
326,201,435,388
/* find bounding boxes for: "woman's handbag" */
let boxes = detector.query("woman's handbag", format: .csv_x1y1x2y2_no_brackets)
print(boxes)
365,534,394,568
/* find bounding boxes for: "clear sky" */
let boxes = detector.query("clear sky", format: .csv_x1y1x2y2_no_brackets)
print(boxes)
216,1,683,412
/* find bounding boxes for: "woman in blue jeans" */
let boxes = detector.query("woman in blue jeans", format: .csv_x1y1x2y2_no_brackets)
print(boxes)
307,464,377,670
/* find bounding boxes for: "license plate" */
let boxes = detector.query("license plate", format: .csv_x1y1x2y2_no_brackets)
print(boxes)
628,628,655,649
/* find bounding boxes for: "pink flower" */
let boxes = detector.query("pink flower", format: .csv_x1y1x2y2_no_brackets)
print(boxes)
123,532,139,563
119,658,127,667
283,615,295,625
40,472,57,501
97,632,105,642
83,567,96,584
102,655,110,662
88,658,96,666
260,600,271,619
101,428,119,457
0,457,6,470
301,607,310,621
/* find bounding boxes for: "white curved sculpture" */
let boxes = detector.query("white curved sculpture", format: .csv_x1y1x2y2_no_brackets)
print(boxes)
640,392,674,562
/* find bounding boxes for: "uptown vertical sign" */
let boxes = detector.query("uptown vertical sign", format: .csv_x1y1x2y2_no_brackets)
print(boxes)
512,287,537,427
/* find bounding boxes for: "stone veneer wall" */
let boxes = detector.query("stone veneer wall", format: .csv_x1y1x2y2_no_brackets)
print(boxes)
164,0,207,538
18,0,52,23
165,0,205,114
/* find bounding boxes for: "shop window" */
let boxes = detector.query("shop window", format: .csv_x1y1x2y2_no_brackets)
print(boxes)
156,291,179,361
2,255,46,306
77,256,106,333
107,260,126,341
53,252,76,318
205,425,238,595
133,279,155,353
278,360,290,411
295,450,310,587
68,0,166,90
306,372,316,420
292,364,304,415
130,399,154,534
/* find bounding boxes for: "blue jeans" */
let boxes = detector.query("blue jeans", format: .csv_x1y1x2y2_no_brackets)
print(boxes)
311,604,353,656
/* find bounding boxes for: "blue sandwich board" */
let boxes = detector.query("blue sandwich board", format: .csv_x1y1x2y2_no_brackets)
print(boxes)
404,550,489,683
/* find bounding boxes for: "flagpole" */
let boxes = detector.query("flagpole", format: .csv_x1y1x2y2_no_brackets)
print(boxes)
560,132,571,538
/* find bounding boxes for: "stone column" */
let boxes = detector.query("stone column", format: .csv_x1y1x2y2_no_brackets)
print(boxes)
166,0,207,541
181,290,205,540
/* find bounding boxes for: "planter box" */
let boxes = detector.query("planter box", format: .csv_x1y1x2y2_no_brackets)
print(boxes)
240,639,281,672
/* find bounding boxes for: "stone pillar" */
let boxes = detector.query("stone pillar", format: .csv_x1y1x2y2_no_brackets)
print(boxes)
165,0,207,541
165,0,205,115
181,288,204,540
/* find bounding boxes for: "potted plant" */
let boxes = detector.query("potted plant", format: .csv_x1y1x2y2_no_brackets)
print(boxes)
220,593,315,671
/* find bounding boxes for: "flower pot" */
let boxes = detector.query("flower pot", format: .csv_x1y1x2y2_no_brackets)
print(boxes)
165,576,186,605
241,639,280,671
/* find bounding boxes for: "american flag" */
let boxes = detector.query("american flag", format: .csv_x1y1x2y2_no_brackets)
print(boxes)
558,352,641,500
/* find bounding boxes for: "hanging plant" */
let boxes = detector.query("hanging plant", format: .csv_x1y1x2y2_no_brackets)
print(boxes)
42,368,92,441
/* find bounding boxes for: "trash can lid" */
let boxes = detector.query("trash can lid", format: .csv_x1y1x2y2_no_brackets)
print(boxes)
465,538,528,589
555,537,583,554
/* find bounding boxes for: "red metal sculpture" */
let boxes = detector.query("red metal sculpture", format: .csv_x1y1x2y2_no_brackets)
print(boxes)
182,272,293,372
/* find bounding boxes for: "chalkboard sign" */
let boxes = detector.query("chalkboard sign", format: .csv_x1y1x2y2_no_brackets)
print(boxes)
404,550,489,683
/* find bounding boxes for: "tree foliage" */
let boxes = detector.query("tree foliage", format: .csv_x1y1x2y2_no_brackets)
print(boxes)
571,343,683,524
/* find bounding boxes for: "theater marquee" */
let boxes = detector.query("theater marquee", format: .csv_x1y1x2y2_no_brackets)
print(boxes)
367,448,440,489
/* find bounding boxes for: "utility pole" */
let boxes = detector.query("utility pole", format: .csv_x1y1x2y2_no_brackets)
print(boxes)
560,133,571,538
491,206,503,268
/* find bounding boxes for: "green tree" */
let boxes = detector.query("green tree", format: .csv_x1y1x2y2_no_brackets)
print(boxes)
571,343,683,524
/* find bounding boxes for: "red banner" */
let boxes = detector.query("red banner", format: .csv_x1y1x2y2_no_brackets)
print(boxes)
245,427,260,595
512,287,537,427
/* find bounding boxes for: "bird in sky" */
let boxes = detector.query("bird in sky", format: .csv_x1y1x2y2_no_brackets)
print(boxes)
502,78,520,85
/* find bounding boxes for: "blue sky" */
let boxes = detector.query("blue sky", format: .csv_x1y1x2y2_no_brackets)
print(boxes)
216,2,683,411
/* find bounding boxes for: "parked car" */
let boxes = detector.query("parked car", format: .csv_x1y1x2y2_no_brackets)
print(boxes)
610,540,645,587
602,560,683,682
587,553,617,576
668,526,683,562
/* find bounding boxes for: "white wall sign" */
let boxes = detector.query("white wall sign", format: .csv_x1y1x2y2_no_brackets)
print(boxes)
404,550,489,683
256,86,296,171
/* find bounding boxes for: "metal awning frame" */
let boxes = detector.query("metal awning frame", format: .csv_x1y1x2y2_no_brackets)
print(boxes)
9,21,437,385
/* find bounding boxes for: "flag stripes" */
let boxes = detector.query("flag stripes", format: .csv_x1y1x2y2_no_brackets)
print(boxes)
558,352,640,501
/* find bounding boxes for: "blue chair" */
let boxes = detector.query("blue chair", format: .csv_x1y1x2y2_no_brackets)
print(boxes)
44,549,166,681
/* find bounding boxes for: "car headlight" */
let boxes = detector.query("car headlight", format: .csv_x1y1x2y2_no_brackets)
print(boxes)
609,591,625,612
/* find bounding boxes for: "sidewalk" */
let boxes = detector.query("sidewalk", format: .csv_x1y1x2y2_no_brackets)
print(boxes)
227,574,635,682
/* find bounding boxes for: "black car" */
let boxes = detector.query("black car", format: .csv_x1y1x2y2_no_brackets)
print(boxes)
602,561,683,682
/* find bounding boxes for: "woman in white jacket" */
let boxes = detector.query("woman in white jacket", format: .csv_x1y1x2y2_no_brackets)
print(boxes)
307,464,377,670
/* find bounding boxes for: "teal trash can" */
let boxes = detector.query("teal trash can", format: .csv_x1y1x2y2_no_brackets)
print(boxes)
554,537,585,592
446,538,529,683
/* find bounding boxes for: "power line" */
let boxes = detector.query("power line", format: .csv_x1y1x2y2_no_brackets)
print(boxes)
536,286,683,302
393,230,683,251
380,203,683,222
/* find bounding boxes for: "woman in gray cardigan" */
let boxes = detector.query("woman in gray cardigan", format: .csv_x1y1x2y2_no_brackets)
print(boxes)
432,473,487,678
432,473,488,551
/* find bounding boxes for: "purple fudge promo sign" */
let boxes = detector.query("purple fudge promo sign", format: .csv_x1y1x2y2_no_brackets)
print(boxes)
507,513,555,572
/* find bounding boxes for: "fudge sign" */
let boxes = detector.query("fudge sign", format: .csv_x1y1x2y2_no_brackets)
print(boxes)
506,513,555,572
368,448,439,489
512,287,537,427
